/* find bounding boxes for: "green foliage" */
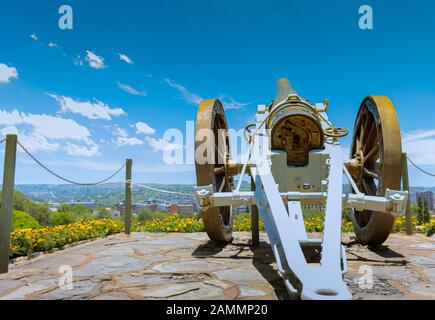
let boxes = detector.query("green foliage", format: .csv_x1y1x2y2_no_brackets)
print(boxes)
424,222,435,237
58,204,92,221
12,210,40,230
417,196,431,225
50,211,76,226
0,190,51,226
95,207,110,219
135,210,169,222
303,210,324,220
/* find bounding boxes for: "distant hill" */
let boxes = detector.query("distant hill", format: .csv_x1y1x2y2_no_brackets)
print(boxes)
4,183,432,208
12,183,197,207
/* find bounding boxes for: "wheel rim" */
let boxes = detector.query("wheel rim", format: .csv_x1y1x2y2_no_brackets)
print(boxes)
350,96,402,245
195,99,233,242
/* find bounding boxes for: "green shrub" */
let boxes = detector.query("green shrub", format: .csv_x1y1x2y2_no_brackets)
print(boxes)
50,211,76,226
12,210,40,230
95,208,110,219
135,210,169,222
423,221,435,237
0,190,51,226
58,204,92,220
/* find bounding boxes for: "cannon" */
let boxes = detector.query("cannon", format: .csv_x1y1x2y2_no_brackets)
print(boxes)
194,78,408,300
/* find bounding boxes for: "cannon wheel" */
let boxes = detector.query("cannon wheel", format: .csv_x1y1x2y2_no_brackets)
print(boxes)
195,99,234,243
350,96,402,245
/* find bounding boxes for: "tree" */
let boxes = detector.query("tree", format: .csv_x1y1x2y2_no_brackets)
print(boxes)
96,207,109,219
422,197,431,224
58,204,92,221
0,190,50,226
12,210,40,230
417,197,424,225
416,196,430,225
50,211,75,226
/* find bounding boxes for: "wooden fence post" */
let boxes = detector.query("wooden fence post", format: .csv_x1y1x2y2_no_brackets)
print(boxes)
0,135,17,273
124,159,132,235
402,153,413,235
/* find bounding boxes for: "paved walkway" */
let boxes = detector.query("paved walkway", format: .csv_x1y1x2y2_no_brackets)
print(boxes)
0,232,434,300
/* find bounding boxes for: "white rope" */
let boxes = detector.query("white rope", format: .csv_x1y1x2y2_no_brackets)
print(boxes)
17,140,126,186
135,183,195,196
407,156,435,177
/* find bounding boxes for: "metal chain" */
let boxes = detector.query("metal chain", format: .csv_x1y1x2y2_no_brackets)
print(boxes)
17,140,126,186
407,156,435,177
135,183,195,196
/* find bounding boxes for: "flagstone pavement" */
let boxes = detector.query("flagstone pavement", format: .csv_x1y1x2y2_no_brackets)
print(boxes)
0,232,434,300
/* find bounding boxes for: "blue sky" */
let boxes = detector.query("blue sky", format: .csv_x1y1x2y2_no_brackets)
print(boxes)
0,0,435,186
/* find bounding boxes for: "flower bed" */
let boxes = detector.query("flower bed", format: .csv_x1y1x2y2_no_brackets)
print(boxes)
9,214,434,258
10,219,124,258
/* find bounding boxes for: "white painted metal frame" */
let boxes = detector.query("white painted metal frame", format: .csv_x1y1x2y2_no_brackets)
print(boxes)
195,97,408,300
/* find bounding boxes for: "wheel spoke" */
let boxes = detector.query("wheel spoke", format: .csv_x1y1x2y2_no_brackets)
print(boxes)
214,166,225,175
363,167,380,180
365,144,379,161
363,121,377,154
219,178,226,192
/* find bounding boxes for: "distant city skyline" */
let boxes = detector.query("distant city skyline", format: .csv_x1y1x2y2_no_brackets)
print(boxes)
1,1,435,186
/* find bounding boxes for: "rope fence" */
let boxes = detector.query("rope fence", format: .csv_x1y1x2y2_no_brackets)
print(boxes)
406,156,435,177
17,140,126,186
135,183,195,196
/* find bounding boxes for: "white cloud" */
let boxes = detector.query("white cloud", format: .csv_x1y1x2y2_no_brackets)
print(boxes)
85,50,106,69
1,125,60,153
0,109,99,156
21,132,60,153
0,63,18,83
0,109,22,125
48,42,58,48
117,82,147,96
113,136,144,147
146,136,183,152
74,55,84,66
118,53,133,64
109,124,145,147
163,78,249,109
135,122,155,135
0,110,93,142
65,142,100,157
163,78,202,105
113,125,129,138
0,125,18,136
30,34,38,41
218,95,250,110
402,130,435,166
48,94,126,120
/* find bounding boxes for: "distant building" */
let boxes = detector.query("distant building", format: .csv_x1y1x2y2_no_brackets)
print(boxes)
416,191,434,211
132,203,149,212
167,204,178,214
65,201,96,210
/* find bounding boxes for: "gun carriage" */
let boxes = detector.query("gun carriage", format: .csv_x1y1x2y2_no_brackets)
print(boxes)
194,78,408,299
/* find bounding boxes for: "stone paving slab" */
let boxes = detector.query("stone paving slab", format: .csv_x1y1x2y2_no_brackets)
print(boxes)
0,232,434,300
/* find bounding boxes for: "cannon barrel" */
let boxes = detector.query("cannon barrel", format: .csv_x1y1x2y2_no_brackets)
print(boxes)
273,77,298,107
